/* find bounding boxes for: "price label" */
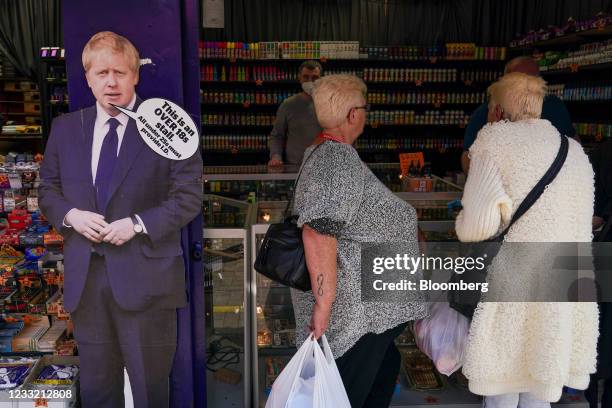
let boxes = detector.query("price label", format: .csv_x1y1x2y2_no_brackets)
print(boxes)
400,152,425,176
8,173,22,189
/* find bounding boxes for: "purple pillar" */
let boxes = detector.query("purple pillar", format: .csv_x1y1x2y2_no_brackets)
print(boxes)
61,1,204,406
178,0,207,407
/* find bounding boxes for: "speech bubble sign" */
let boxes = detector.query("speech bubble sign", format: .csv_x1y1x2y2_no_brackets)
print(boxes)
111,98,199,161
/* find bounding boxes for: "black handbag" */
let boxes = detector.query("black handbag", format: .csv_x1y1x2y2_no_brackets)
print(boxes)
448,133,569,319
254,144,324,291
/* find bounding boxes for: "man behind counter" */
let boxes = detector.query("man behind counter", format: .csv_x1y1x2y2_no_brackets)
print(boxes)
461,56,575,174
268,60,323,167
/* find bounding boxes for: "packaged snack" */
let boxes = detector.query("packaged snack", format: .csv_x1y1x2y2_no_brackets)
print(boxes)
0,358,36,389
399,347,443,390
55,339,77,356
32,364,79,386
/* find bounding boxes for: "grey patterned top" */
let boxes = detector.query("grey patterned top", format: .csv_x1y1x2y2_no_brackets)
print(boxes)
291,141,427,358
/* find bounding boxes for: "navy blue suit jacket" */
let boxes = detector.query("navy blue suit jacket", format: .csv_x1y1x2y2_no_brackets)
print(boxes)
39,100,203,312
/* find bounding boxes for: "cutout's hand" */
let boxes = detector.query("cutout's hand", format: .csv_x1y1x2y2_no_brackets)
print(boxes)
65,209,108,243
101,217,136,246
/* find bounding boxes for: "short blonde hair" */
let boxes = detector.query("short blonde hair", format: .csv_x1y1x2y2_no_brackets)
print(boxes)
312,75,367,129
82,31,140,73
488,72,547,121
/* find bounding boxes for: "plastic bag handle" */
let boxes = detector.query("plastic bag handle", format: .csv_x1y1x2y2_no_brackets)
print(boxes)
318,335,334,365
287,333,316,398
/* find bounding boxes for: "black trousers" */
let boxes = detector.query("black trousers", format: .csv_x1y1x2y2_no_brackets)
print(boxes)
71,254,178,408
586,377,612,408
335,323,407,408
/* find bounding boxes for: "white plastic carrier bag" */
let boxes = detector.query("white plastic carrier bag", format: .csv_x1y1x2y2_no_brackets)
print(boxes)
413,302,470,376
265,333,351,408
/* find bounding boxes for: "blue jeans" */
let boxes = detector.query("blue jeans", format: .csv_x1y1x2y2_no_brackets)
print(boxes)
483,393,551,408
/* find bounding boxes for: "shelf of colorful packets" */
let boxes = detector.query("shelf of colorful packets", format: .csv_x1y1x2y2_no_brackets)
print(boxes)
0,155,41,174
0,246,65,313
199,41,506,61
0,211,62,249
0,211,68,356
0,157,43,215
0,312,74,356
0,261,70,356
509,13,612,50
0,355,79,408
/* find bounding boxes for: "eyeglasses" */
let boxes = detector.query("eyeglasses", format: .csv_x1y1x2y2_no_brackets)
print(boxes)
353,104,371,112
346,104,370,119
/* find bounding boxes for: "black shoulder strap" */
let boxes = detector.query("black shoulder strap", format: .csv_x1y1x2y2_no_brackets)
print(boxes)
283,142,325,217
499,134,569,238
596,217,612,242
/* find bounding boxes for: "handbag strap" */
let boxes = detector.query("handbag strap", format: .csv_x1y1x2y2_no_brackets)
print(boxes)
283,142,325,217
595,216,612,242
497,133,569,239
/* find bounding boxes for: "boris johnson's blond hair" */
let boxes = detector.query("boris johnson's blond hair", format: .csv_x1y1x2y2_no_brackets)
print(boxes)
311,75,367,129
82,31,140,73
488,72,547,121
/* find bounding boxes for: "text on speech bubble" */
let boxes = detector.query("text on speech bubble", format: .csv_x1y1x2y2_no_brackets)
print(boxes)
111,98,199,161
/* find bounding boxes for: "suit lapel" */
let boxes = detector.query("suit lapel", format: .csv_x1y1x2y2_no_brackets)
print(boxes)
82,106,97,209
106,99,147,207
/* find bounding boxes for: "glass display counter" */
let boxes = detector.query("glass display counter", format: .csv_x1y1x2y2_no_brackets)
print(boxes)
202,171,589,408
203,163,455,202
203,194,258,227
204,165,298,202
205,164,464,239
203,196,254,408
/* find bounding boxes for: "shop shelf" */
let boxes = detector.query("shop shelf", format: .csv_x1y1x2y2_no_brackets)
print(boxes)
0,89,37,93
200,57,506,65
541,61,612,76
0,77,32,81
511,25,612,51
0,133,43,140
201,102,280,107
365,123,467,128
202,124,273,129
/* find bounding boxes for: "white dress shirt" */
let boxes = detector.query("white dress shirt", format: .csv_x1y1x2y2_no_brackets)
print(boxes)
91,94,136,184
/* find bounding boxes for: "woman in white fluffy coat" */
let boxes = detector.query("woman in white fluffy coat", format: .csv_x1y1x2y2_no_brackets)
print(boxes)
456,72,599,406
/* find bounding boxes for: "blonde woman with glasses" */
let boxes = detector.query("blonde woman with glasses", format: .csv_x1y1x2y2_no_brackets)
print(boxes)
289,75,426,407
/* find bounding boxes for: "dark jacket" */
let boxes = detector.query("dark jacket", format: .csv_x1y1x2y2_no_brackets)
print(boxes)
39,101,203,312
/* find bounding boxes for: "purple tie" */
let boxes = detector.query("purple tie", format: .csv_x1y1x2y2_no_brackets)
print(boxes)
95,118,120,212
